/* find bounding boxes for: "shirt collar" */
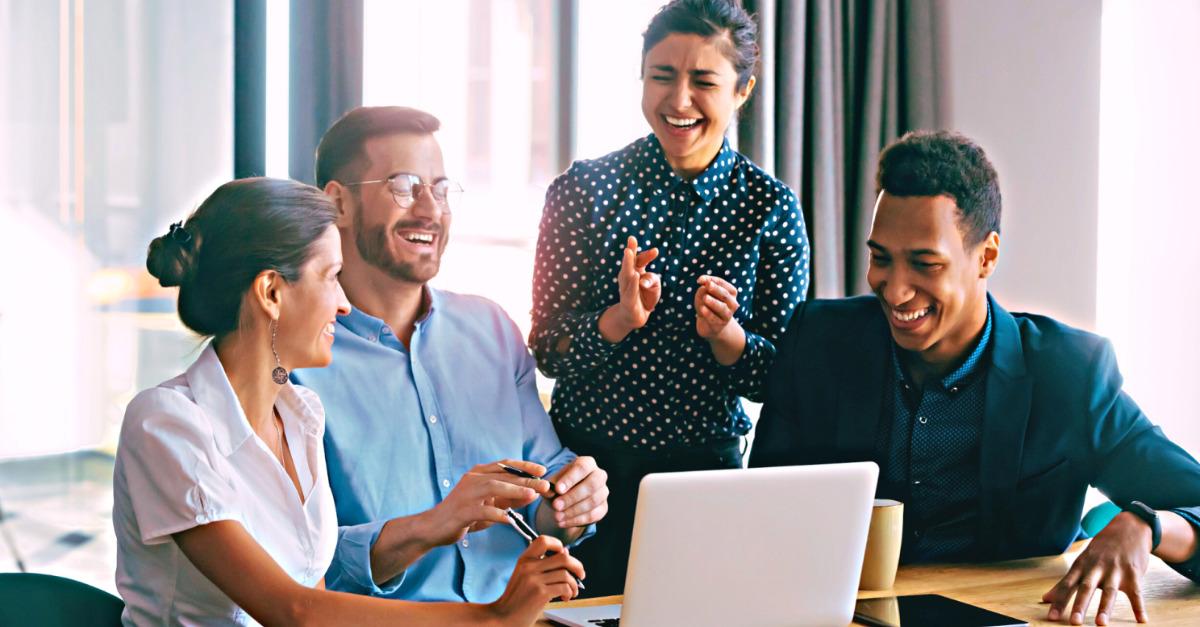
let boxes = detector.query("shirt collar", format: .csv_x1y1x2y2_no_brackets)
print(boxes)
337,286,440,341
184,343,318,456
892,300,994,391
639,133,736,204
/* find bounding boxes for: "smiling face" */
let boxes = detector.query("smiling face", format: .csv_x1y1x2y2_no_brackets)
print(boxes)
641,32,754,178
866,192,999,370
345,132,451,285
276,225,350,369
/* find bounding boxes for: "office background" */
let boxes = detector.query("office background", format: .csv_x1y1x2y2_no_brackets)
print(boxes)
0,0,1197,595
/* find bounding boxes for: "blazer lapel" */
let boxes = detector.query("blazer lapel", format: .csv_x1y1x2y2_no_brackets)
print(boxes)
835,309,890,456
977,295,1033,558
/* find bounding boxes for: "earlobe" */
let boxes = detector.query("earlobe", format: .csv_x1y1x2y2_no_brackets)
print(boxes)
323,182,352,227
251,270,284,320
979,232,1001,278
737,75,757,108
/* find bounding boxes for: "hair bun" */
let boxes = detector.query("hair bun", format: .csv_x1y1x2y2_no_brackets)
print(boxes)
145,223,196,287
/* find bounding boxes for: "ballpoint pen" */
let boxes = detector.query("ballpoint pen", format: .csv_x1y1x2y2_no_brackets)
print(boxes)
498,462,558,498
504,507,585,590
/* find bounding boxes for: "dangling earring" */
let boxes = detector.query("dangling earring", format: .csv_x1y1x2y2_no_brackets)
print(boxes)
270,320,288,385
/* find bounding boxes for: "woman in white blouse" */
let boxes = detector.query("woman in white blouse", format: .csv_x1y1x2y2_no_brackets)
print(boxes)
113,177,583,626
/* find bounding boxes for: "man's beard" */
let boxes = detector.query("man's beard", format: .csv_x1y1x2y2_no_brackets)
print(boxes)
353,213,440,283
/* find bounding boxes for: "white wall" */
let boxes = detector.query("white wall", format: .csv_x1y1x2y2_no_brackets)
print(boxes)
937,0,1102,329
1097,0,1200,456
936,0,1199,456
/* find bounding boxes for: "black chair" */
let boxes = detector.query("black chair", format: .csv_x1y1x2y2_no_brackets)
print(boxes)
0,572,123,626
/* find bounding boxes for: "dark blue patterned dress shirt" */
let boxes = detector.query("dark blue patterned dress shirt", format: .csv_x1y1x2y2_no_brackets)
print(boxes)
878,304,993,562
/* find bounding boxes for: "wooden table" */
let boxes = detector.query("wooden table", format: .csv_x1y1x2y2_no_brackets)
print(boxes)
537,541,1200,625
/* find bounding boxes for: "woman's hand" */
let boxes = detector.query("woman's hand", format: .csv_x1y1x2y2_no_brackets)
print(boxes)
694,275,739,338
598,236,660,343
695,275,747,365
488,536,586,626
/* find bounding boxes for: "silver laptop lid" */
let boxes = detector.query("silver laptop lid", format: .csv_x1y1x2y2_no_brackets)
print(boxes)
620,462,879,627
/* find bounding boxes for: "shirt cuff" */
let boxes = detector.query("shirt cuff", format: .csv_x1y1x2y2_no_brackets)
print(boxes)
565,310,621,370
716,331,772,399
1165,507,1200,582
325,520,406,596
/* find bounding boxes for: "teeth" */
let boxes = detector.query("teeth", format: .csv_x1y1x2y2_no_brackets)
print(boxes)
665,115,700,128
403,233,434,244
892,307,931,323
325,323,335,335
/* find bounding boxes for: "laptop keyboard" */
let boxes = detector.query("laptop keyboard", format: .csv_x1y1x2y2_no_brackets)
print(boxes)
587,620,619,626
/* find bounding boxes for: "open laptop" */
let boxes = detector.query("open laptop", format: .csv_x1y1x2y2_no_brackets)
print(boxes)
544,462,879,627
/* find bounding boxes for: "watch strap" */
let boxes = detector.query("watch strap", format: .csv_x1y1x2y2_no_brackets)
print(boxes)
1125,500,1162,551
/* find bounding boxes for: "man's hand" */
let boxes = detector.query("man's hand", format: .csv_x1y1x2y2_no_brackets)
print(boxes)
537,456,609,540
1042,511,1153,625
598,237,660,343
420,460,551,548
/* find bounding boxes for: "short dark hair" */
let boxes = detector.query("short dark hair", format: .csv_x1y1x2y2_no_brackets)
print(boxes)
876,130,1002,246
146,177,336,337
642,0,759,90
315,106,442,188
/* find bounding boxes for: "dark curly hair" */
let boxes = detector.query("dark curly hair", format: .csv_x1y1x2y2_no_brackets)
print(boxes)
642,0,759,90
876,130,1002,246
145,177,336,337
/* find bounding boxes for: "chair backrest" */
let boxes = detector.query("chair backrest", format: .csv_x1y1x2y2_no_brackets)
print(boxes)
0,572,124,627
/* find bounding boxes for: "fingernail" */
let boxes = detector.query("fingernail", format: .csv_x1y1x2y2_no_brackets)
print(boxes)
1071,611,1082,624
1048,608,1059,620
1097,612,1107,625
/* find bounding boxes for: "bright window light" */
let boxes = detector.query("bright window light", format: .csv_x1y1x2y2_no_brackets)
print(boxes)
265,0,289,177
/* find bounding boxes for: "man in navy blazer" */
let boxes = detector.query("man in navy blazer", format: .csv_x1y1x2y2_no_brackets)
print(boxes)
750,131,1200,626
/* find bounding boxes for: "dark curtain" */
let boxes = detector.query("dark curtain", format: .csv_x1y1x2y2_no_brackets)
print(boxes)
740,0,941,297
289,0,363,185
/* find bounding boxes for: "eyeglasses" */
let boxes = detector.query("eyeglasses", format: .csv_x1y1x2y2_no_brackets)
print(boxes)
343,173,464,209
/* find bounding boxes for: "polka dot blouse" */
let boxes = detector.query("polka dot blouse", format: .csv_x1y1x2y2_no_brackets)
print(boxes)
530,134,811,450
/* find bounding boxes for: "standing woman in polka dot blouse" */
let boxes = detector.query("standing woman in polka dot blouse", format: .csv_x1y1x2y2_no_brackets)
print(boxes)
530,0,810,595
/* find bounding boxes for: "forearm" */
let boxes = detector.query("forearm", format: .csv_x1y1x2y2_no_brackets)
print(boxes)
292,586,498,627
1154,510,1199,564
369,513,438,586
707,321,747,366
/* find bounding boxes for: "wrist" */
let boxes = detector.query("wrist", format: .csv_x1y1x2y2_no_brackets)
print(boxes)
599,305,636,343
1123,501,1162,552
708,320,747,365
411,509,448,549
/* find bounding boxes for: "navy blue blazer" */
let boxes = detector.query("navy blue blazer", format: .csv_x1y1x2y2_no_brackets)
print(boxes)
749,294,1200,580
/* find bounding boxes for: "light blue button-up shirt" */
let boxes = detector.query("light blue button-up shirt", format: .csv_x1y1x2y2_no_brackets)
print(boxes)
291,287,592,603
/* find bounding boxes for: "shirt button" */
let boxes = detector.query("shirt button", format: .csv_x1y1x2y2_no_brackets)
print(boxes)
917,415,928,424
442,479,451,488
912,479,922,486
949,386,960,394
429,415,438,424
461,539,469,548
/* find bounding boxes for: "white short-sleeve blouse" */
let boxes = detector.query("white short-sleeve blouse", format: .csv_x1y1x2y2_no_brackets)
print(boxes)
113,344,338,626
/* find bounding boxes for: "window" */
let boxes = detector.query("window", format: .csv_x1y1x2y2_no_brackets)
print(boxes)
362,0,557,336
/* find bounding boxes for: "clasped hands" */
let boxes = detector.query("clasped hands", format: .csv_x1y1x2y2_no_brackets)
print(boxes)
599,236,746,364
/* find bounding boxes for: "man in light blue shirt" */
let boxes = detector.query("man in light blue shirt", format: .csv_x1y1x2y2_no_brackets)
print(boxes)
292,106,608,603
